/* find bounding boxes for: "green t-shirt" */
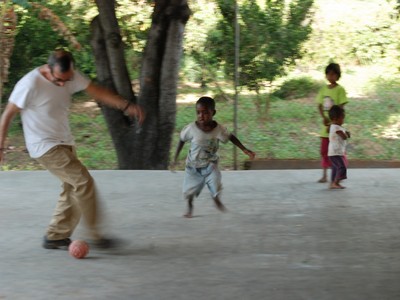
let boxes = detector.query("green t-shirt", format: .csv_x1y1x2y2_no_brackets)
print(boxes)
316,84,348,138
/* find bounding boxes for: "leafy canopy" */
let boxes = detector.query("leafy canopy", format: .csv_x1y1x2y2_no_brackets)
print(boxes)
206,0,314,91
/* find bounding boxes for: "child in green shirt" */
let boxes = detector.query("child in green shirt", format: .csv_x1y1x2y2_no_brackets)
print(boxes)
316,63,348,183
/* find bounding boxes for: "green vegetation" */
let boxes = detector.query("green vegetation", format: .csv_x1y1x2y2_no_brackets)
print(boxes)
3,71,400,170
70,114,117,170
2,0,400,170
202,0,313,91
272,76,323,100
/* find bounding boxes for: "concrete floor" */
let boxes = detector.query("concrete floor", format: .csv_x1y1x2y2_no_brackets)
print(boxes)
1,169,400,300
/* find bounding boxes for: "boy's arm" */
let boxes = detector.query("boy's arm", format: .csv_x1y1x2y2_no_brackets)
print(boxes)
336,130,348,140
318,104,330,126
338,86,348,107
229,134,256,159
173,140,185,163
170,140,186,171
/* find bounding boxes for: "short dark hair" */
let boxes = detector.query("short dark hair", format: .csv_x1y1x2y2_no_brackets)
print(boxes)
196,96,215,110
329,105,345,120
325,63,341,79
47,49,75,72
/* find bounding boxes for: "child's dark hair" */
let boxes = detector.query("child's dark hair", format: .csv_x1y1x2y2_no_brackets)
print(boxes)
329,105,345,120
325,63,341,79
196,96,215,110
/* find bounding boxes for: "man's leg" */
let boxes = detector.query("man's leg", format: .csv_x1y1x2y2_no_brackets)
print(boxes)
36,145,101,242
46,182,82,240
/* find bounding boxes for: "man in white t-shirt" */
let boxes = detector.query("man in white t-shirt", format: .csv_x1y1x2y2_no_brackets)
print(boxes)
0,49,145,250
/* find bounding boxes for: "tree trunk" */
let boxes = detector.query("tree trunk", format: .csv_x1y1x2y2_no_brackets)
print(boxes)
0,5,17,112
91,0,190,169
136,0,190,169
91,0,139,169
90,15,136,169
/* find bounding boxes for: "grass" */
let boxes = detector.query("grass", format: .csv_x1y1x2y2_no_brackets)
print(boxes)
2,69,400,171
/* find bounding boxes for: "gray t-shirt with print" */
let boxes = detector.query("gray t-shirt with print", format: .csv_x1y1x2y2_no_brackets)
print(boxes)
180,122,230,168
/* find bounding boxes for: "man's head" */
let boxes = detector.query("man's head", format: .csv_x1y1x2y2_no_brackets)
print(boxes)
47,49,75,86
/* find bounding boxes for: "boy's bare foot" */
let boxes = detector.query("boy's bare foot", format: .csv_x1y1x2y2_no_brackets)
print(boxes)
329,183,345,189
183,212,193,218
214,200,227,212
184,196,194,218
318,177,327,183
216,204,226,212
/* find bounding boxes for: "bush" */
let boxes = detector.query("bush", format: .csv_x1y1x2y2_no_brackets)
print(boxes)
273,76,323,100
364,76,400,100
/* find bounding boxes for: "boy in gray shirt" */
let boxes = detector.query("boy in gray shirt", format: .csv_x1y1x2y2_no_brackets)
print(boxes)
172,97,255,218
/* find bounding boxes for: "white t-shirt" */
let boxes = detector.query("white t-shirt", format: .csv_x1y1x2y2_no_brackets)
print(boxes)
180,122,231,168
328,124,347,156
9,67,90,158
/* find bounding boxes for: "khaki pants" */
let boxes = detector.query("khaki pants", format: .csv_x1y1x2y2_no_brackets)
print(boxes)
36,145,101,241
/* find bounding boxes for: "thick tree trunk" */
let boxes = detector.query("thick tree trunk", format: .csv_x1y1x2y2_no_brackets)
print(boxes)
92,0,190,169
90,14,138,169
138,0,190,169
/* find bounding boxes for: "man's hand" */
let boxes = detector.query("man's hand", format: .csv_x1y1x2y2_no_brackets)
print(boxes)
0,148,6,168
125,104,145,125
85,83,146,125
0,103,21,168
169,161,177,173
243,149,256,160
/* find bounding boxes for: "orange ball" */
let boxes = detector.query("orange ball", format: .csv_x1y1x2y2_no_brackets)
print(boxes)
69,240,89,259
